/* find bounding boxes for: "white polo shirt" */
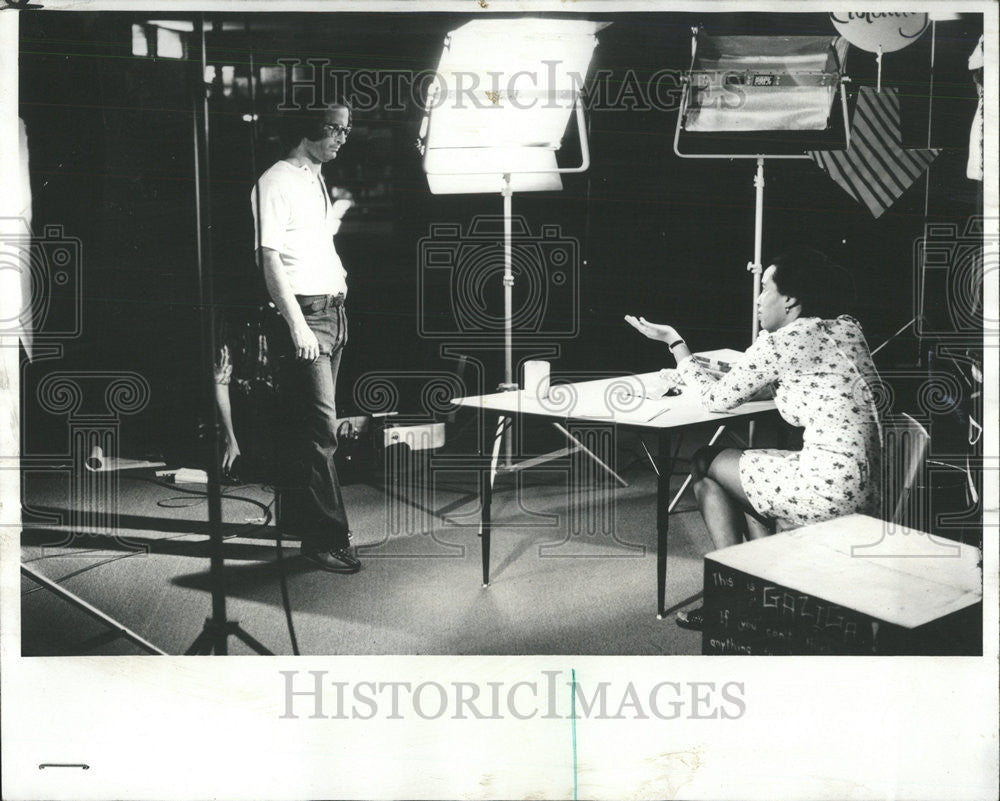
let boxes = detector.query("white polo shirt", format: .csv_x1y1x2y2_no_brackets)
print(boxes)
251,160,348,296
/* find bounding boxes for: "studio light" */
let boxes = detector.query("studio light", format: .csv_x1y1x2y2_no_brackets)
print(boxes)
675,29,851,344
684,34,849,133
418,17,607,471
419,18,607,194
417,17,606,376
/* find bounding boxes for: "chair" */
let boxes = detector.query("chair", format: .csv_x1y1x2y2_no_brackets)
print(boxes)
882,413,930,527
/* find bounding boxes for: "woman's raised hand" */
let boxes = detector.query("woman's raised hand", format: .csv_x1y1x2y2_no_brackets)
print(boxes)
624,315,679,344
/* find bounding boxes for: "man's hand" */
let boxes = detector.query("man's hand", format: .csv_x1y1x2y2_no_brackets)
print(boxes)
260,248,320,361
290,321,321,361
624,315,680,345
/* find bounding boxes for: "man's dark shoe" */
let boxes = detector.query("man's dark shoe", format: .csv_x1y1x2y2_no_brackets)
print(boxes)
301,544,361,574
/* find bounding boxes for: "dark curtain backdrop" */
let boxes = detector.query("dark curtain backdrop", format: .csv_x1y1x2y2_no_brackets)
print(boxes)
19,11,983,461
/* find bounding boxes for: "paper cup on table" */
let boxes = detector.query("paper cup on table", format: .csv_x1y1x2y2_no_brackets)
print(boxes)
523,360,550,400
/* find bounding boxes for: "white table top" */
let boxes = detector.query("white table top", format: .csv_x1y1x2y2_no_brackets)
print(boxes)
452,370,775,430
706,514,983,629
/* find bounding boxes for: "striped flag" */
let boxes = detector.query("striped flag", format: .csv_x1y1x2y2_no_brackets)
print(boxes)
809,86,940,218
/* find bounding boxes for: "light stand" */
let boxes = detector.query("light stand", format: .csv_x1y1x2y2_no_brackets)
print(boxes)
419,19,623,484
673,28,851,448
674,28,851,346
185,14,271,656
499,177,515,470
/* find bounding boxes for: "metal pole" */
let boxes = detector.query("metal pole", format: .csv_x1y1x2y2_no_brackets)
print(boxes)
247,15,262,233
745,158,766,447
750,157,765,344
192,14,227,654
916,20,938,368
502,174,514,468
21,566,167,655
502,174,513,390
666,424,727,513
552,423,628,488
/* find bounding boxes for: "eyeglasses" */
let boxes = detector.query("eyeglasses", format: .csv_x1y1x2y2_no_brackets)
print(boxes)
321,123,352,138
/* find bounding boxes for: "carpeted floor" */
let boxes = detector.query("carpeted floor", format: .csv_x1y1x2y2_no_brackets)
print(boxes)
20,438,717,656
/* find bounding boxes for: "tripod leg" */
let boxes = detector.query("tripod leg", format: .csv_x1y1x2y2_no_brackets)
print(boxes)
666,425,727,514
185,627,216,655
231,625,275,655
552,423,628,487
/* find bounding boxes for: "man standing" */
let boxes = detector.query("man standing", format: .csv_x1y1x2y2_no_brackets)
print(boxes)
251,103,360,573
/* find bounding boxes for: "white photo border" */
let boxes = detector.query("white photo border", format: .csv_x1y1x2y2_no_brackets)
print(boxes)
1,1,997,799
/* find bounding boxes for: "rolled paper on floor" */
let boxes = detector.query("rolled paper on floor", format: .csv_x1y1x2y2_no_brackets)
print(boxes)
85,445,104,471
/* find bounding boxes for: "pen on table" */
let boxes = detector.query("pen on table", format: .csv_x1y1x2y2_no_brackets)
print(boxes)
646,407,671,422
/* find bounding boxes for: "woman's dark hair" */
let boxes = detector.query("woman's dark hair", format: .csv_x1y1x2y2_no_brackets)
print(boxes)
769,247,856,319
278,100,353,154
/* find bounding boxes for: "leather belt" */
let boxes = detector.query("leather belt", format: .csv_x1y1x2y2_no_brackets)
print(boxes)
296,293,346,313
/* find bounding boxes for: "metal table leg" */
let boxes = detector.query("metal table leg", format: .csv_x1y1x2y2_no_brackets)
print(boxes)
656,430,672,618
480,415,507,587
480,463,494,587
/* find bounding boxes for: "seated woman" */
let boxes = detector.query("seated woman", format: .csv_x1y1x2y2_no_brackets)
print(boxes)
626,247,883,630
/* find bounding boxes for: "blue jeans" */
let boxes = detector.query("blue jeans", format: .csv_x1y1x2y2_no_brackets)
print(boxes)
275,301,350,549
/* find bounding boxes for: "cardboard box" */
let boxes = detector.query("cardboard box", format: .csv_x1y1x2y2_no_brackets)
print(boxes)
701,515,983,655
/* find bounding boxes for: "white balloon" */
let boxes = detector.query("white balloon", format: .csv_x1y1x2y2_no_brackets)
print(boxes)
830,12,929,53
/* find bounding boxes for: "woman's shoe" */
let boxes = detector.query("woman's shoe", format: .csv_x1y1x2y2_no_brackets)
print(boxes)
301,544,361,574
675,607,705,631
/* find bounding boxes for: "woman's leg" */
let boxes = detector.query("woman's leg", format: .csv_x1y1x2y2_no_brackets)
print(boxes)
692,447,773,547
691,448,748,548
744,515,773,539
705,448,775,540
680,447,775,630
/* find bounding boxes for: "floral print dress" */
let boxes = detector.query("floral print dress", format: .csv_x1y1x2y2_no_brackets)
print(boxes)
677,315,883,526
